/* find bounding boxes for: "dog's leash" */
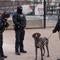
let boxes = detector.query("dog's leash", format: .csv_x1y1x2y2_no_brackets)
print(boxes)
48,33,53,39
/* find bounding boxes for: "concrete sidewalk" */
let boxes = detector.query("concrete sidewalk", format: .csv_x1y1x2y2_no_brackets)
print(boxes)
2,28,60,60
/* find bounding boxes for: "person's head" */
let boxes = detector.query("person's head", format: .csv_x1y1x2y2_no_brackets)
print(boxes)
1,12,10,19
17,6,22,14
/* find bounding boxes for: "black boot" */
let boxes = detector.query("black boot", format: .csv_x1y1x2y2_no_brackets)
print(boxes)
15,51,20,55
2,55,7,58
20,50,27,53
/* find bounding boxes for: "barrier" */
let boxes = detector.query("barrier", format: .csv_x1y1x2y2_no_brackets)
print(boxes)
6,15,44,29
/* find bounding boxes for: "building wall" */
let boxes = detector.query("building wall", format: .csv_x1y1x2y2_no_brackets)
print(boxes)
0,0,11,1
15,0,26,1
55,0,60,2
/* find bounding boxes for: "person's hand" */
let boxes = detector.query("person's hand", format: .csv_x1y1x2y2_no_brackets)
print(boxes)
52,30,56,33
5,22,9,27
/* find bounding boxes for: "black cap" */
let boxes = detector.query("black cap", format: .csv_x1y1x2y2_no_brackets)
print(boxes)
2,12,10,18
17,6,22,14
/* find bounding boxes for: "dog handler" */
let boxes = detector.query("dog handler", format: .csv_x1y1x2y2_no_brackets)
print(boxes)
0,12,10,59
52,3,60,40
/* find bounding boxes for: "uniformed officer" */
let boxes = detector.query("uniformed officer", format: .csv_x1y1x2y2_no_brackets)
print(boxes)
0,12,10,59
13,6,27,55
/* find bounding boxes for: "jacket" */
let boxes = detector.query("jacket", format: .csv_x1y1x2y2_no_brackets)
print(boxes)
0,17,8,32
53,18,60,33
13,12,26,30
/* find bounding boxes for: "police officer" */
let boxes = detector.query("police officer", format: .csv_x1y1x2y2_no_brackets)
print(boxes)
0,12,10,59
13,6,27,55
52,3,60,40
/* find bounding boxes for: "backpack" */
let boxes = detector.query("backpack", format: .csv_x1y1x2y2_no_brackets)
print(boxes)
0,18,4,29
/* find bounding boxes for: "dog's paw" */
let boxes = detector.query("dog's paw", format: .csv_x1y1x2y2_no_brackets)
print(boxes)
35,58,37,60
42,54,44,56
41,58,43,60
47,55,49,57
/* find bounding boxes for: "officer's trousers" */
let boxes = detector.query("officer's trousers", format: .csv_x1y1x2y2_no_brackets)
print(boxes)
0,32,4,57
15,29,25,52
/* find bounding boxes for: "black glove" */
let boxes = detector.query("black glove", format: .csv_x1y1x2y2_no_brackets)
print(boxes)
5,22,9,28
52,29,56,33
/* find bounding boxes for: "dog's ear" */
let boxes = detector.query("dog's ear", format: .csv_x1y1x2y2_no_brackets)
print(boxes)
32,33,36,38
37,33,41,37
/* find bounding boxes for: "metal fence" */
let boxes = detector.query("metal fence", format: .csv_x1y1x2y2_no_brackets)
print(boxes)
0,1,59,14
0,1,60,29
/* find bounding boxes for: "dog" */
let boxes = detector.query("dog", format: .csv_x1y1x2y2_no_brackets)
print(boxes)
32,32,49,60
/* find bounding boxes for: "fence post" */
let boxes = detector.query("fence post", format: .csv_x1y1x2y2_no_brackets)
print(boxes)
44,0,46,28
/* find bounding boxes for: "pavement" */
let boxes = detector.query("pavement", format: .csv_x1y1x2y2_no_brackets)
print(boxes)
2,28,60,60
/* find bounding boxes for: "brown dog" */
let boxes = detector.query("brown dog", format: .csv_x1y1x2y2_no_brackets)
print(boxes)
32,32,49,60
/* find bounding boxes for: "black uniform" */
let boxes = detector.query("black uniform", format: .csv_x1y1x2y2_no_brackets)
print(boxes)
53,3,60,33
13,6,27,55
0,17,9,58
53,18,60,33
0,12,10,59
